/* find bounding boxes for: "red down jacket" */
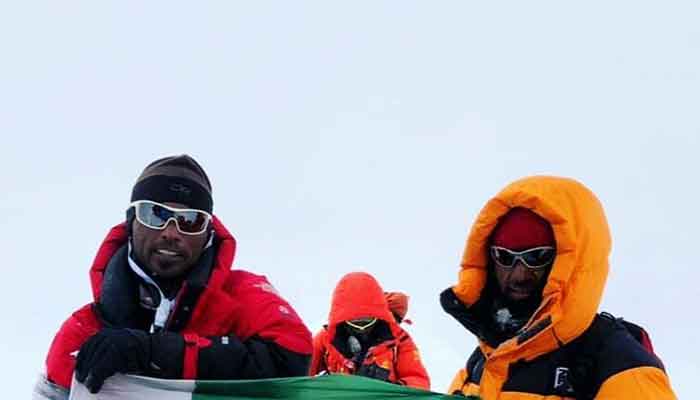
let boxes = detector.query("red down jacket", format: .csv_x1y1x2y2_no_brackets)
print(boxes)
309,272,430,390
45,217,312,389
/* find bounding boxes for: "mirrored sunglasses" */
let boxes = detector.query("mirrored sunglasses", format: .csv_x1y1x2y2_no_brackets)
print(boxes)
345,318,378,332
130,200,212,235
490,246,556,270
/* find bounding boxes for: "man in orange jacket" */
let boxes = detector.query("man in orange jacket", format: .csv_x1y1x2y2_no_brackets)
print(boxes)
309,272,430,390
441,176,675,399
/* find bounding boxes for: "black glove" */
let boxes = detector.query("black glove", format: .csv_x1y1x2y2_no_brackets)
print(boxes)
75,328,184,393
356,363,391,382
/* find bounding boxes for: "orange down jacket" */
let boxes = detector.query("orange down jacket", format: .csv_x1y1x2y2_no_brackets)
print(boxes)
444,176,675,399
309,272,430,390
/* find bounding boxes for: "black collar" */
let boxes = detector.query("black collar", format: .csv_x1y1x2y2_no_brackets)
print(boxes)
95,243,216,331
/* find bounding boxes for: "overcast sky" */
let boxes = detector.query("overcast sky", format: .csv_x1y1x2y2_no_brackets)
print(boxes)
2,2,699,398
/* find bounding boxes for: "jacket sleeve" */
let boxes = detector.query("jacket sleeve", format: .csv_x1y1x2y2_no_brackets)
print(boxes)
188,334,310,379
447,368,469,395
394,334,431,390
586,316,676,399
595,366,676,399
180,273,313,380
44,304,101,389
142,330,311,380
308,330,327,375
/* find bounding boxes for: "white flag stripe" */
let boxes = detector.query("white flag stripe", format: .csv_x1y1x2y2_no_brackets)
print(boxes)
69,374,194,400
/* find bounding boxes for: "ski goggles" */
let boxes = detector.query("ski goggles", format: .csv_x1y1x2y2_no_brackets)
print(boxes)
489,246,556,270
345,318,378,332
130,200,212,235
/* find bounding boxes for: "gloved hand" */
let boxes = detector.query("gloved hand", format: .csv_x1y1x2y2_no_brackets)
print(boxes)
75,328,152,393
356,363,391,382
75,328,185,393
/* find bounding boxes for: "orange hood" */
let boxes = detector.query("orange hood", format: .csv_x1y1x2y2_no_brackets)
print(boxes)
452,176,611,394
327,272,396,340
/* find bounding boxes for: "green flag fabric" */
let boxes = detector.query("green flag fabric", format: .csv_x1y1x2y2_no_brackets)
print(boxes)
68,374,477,400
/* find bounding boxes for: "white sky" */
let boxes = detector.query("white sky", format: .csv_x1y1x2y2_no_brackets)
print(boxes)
2,2,698,398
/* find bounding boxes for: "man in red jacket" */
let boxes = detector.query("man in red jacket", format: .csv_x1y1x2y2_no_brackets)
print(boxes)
36,155,312,398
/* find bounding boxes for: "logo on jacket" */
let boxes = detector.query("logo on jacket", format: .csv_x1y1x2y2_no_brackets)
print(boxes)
553,367,575,395
254,282,281,296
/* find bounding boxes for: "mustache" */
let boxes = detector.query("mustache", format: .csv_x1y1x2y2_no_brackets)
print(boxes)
153,240,185,253
506,282,538,294
508,279,537,289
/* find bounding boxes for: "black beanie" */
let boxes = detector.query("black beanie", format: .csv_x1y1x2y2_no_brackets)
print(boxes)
130,155,213,213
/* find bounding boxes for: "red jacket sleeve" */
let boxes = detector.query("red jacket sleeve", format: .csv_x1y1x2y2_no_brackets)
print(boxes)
224,272,313,356
394,333,431,390
45,304,101,389
309,329,328,375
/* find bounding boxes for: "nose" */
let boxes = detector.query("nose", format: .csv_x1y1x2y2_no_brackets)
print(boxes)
160,218,182,240
509,261,532,281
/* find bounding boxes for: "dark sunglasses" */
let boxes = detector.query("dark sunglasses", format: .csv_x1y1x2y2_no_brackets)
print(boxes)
490,246,556,270
130,200,212,235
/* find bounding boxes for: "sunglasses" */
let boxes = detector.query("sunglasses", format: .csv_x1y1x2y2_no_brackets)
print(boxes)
345,318,378,332
130,200,212,235
489,246,556,270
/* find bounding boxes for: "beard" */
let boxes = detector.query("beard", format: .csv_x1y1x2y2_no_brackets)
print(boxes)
491,290,543,336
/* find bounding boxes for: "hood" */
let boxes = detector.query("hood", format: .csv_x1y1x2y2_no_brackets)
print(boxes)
452,176,611,362
326,272,396,340
88,216,237,301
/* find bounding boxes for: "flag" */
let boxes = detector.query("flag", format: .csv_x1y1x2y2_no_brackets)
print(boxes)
67,374,474,400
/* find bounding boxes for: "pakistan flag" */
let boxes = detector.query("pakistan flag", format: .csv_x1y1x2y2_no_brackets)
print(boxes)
67,374,474,399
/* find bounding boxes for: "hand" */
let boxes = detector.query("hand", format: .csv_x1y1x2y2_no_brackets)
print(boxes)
75,328,151,393
356,363,391,382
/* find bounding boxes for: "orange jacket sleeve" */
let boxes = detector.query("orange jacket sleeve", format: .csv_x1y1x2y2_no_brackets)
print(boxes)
394,334,430,390
308,329,327,376
595,366,676,399
447,368,468,395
